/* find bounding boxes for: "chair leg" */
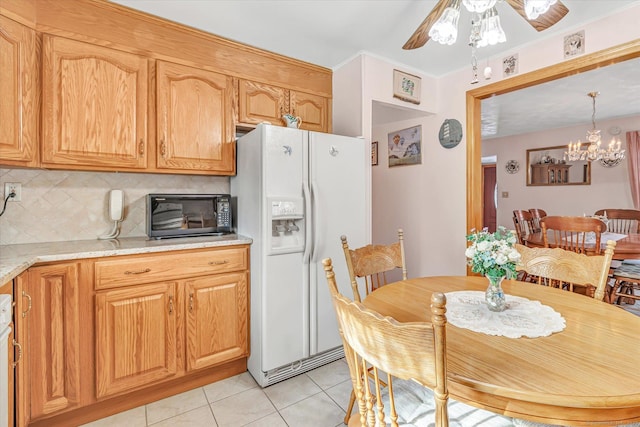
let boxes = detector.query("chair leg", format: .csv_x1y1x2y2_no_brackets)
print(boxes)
610,279,623,305
344,389,356,425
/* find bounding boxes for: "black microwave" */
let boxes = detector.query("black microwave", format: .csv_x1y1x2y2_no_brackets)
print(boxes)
146,194,232,239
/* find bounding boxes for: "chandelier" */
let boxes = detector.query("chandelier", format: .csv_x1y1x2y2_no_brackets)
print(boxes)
564,92,626,167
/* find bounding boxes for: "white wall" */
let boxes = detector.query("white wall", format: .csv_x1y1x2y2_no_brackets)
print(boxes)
334,3,640,277
484,115,638,230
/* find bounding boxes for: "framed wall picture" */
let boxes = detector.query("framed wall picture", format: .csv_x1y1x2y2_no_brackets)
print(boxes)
388,125,422,167
564,30,585,58
393,69,421,104
371,141,378,166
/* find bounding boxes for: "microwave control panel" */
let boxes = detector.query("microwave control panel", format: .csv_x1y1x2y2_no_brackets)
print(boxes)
217,197,232,230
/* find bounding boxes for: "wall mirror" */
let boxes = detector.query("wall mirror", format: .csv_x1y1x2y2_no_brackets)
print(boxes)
466,39,640,233
526,145,590,186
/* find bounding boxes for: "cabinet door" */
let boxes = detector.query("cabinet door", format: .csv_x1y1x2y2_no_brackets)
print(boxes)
16,263,81,423
291,90,328,132
237,79,288,126
156,60,235,174
185,272,248,371
0,16,39,167
95,282,178,398
42,35,148,169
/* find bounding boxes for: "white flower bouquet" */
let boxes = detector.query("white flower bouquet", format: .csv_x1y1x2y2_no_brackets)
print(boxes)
465,226,521,279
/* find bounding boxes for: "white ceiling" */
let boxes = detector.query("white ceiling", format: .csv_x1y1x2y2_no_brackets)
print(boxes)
113,0,640,137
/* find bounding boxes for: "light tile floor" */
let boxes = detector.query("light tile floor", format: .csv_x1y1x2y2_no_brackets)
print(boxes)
82,301,640,427
81,359,354,427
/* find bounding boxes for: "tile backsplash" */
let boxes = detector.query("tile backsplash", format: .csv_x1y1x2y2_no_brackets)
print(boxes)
0,168,229,245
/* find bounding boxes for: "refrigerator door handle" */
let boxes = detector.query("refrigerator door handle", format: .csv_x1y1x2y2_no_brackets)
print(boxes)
310,181,319,261
302,182,312,263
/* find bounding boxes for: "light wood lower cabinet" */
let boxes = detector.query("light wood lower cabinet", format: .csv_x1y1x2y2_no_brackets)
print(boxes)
95,282,178,398
185,272,248,371
13,245,249,426
15,262,81,426
93,246,249,398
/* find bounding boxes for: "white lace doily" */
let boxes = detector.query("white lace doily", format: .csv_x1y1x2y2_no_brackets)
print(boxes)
444,291,566,339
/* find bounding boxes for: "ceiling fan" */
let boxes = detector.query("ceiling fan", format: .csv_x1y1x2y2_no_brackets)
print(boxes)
403,0,569,50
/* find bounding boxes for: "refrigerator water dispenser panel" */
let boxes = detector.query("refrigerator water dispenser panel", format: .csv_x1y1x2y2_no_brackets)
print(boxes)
268,198,305,254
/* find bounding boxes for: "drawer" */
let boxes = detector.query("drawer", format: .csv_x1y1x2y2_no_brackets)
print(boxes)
95,247,248,289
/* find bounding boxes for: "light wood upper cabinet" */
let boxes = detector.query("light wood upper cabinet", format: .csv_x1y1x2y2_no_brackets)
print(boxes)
156,60,235,174
0,16,39,167
238,79,329,132
238,80,288,125
291,90,328,132
95,282,178,399
15,263,81,424
42,35,148,170
185,272,248,371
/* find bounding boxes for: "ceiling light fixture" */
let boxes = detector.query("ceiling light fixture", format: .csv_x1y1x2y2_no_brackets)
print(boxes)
524,0,557,20
564,92,626,167
429,0,506,47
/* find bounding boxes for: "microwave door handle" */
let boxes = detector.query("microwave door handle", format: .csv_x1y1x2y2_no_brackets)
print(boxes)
302,182,312,263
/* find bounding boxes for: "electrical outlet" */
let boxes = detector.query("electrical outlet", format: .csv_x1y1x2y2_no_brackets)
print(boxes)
4,182,22,202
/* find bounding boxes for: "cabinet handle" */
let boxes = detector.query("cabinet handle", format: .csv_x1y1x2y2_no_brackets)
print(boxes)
13,339,22,366
168,295,174,314
124,268,151,275
21,290,31,318
160,140,167,157
189,293,194,312
139,139,144,155
208,260,229,266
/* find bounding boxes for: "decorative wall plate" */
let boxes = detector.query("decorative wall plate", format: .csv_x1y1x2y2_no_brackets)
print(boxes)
438,119,463,149
505,160,520,174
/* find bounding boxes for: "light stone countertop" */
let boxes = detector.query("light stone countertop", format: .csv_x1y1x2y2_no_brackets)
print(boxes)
0,234,253,285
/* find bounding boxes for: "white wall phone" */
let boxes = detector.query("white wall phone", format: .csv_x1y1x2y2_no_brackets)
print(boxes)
99,189,124,239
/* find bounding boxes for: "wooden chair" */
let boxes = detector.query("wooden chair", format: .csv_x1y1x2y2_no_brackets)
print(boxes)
594,208,640,233
540,216,606,255
512,210,536,244
341,229,406,303
515,240,616,300
322,258,514,427
610,262,640,305
529,208,547,232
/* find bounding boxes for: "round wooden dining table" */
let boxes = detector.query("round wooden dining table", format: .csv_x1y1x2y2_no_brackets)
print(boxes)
363,276,640,426
524,231,640,260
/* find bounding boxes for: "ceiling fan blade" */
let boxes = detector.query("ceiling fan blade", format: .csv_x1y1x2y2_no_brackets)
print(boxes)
402,0,452,50
506,0,569,32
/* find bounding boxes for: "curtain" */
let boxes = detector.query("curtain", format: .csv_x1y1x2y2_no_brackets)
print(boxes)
627,131,640,210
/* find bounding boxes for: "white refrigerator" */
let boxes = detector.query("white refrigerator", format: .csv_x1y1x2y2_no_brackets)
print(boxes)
231,124,370,386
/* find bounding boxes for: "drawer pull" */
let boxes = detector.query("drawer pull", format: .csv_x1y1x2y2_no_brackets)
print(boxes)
13,339,22,366
160,140,167,157
22,290,32,318
124,268,151,275
208,260,229,266
169,295,174,314
139,138,144,155
189,293,194,312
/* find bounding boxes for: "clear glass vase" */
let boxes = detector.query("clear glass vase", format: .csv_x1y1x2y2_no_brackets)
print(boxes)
485,274,507,312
